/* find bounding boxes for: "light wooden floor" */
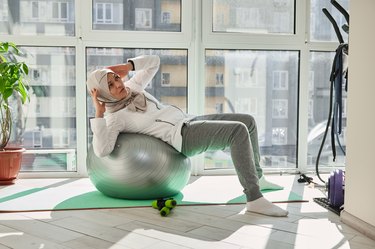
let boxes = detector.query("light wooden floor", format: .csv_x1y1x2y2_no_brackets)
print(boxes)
0,175,374,249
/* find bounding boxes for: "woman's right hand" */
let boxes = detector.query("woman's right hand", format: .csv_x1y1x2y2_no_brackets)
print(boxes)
90,88,106,118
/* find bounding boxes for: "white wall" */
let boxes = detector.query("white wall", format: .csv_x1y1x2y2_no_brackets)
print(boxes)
345,0,375,226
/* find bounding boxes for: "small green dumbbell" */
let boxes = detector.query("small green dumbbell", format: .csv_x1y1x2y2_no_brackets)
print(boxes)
152,198,177,216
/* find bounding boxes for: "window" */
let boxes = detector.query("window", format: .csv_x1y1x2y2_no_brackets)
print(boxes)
52,2,68,21
204,49,298,169
14,46,77,172
31,1,39,18
0,0,75,36
213,0,295,34
135,8,152,29
0,1,7,21
310,0,349,42
215,73,224,86
161,11,171,24
272,127,287,145
92,0,181,31
95,3,113,24
32,129,42,148
272,99,288,118
161,73,171,86
235,98,257,115
273,71,288,90
234,68,259,87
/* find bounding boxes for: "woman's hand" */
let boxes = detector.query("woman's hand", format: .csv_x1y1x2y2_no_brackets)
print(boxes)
90,88,106,118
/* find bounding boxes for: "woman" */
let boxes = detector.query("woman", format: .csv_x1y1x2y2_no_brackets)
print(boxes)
86,55,288,217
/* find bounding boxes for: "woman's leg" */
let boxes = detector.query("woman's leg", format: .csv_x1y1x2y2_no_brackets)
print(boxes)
186,113,283,190
181,114,288,216
181,116,262,202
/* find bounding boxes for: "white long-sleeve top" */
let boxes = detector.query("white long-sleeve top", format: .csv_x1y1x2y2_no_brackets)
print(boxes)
90,55,192,157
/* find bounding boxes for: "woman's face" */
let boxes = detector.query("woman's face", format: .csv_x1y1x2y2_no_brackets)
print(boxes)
107,73,129,100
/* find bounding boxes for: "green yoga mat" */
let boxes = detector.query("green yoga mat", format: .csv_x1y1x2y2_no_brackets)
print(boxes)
0,176,305,212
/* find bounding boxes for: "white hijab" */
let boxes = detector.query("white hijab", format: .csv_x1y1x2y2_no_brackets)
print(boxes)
86,68,147,113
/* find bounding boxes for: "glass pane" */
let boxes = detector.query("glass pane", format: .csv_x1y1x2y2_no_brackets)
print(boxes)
213,0,295,34
86,48,188,144
6,47,77,172
0,0,75,36
308,52,346,168
204,49,299,170
92,0,181,32
310,0,349,42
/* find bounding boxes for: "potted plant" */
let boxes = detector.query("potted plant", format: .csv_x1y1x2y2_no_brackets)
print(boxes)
0,42,30,185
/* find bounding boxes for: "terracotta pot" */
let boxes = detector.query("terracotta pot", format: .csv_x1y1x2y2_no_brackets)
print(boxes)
0,147,26,185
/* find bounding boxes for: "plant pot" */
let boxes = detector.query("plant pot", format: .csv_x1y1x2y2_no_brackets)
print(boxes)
0,147,26,185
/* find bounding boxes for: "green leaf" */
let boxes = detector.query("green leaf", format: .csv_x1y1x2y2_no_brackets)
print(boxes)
3,42,8,52
22,63,29,75
3,88,13,100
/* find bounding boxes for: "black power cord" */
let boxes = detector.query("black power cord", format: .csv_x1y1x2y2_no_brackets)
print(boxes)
297,174,314,184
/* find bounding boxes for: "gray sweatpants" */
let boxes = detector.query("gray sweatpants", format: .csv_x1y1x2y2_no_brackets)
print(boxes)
181,113,263,201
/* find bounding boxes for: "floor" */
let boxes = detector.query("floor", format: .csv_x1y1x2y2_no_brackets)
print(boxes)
0,175,374,249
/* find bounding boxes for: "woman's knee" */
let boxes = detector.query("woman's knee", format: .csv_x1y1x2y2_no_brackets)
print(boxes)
232,122,250,138
241,114,256,130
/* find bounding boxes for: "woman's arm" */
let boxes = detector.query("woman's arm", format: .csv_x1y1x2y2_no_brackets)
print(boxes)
89,87,121,157
125,55,160,91
90,118,121,157
106,62,134,79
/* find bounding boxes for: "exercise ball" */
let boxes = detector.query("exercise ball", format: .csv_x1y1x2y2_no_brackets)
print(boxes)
87,133,191,199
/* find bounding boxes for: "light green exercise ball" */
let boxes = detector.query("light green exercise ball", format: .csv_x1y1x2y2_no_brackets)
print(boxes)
87,133,191,199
